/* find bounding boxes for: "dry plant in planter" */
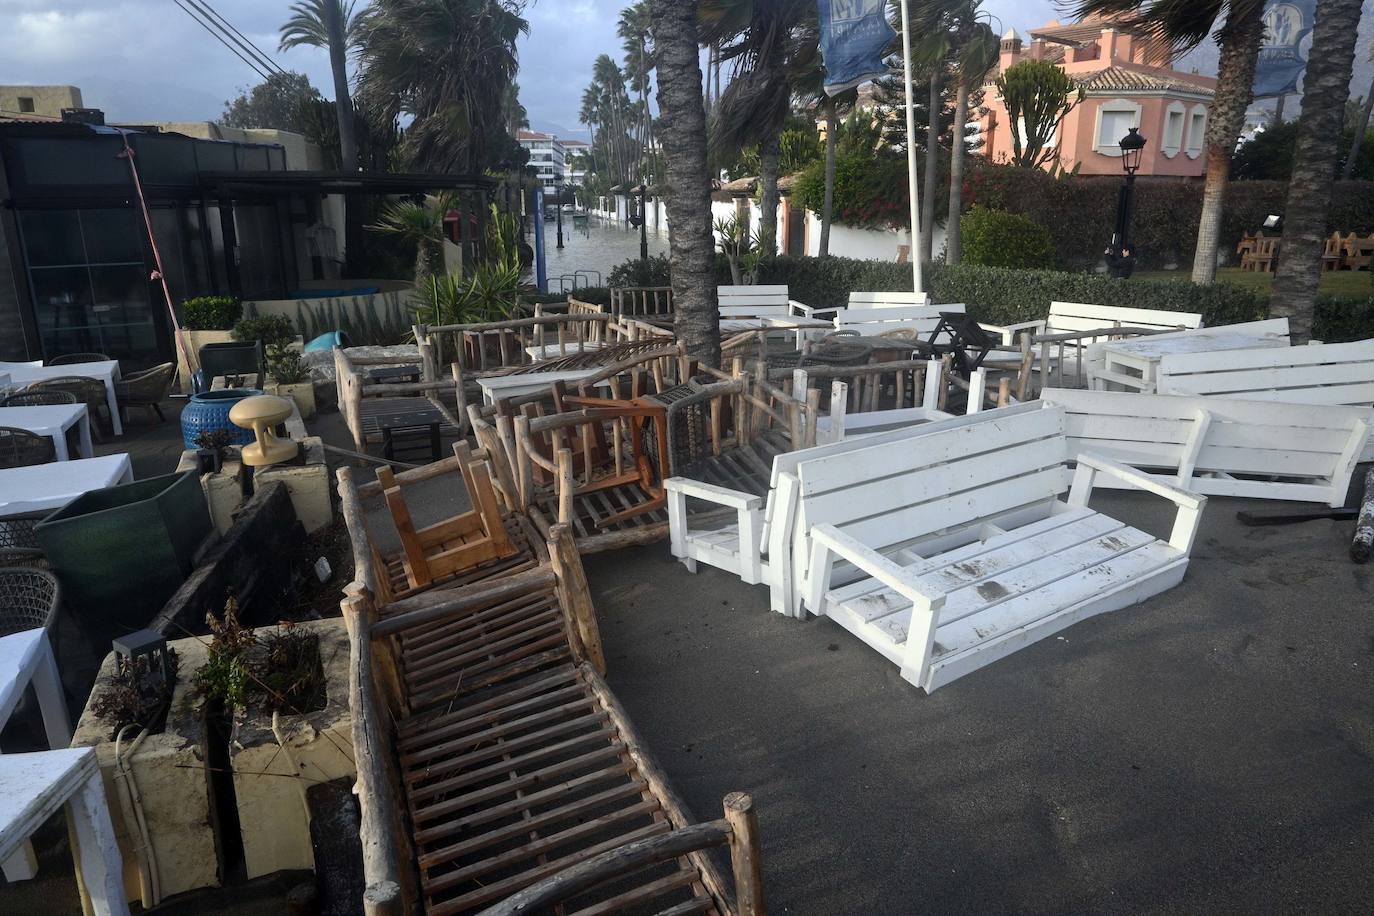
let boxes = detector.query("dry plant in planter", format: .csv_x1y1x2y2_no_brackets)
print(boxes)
90,648,180,740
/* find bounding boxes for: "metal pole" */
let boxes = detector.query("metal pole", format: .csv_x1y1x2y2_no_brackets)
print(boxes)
898,0,924,295
639,188,649,262
534,187,548,294
555,182,565,250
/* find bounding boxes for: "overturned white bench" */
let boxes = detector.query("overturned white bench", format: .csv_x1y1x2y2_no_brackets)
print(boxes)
1155,337,1374,460
1041,387,1371,506
800,404,1204,692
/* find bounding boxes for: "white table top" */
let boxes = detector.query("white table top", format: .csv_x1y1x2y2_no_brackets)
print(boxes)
0,747,98,860
6,360,120,384
1101,332,1289,360
0,404,86,437
0,453,132,515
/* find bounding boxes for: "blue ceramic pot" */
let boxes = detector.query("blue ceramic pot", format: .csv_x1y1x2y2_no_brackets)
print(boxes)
180,388,262,450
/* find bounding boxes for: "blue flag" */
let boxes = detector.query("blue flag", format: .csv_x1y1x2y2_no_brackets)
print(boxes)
817,0,897,96
1253,0,1317,98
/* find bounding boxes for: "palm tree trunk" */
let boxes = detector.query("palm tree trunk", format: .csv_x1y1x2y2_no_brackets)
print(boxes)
758,131,781,259
1190,6,1264,284
921,67,942,264
324,0,361,276
946,80,969,265
1270,0,1365,342
1340,72,1374,179
651,0,720,367
819,96,837,258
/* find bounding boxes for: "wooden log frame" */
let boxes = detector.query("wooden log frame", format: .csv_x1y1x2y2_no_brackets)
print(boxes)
335,347,464,452
337,452,546,607
336,523,757,915
609,286,675,318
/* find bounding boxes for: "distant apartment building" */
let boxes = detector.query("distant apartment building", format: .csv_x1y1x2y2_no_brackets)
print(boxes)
979,14,1216,177
517,130,565,191
561,138,589,187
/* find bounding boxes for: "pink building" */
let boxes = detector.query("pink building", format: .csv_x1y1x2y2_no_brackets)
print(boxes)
979,15,1217,177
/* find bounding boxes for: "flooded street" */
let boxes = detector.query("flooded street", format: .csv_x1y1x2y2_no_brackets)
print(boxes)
527,213,669,291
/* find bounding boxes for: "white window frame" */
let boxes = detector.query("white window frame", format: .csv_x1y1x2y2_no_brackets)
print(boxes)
1185,105,1207,159
1093,99,1142,156
1161,101,1186,158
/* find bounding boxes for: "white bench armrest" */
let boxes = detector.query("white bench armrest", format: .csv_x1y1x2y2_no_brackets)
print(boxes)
665,476,765,584
788,300,819,317
663,476,761,510
980,319,1045,346
806,524,945,611
1068,451,1207,554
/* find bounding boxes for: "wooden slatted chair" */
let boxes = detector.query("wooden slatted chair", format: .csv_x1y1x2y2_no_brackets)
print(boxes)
800,403,1205,692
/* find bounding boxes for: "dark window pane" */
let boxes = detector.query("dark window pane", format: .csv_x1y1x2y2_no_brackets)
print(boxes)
80,209,143,264
236,146,271,171
195,140,236,173
14,137,127,187
19,210,84,266
131,135,197,185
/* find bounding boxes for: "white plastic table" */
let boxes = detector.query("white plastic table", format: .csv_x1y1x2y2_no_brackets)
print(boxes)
1094,332,1289,393
0,404,93,461
477,370,610,405
0,453,133,517
0,748,128,915
6,361,123,436
0,627,73,882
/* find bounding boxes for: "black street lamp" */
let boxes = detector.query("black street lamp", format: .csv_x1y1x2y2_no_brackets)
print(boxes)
554,176,565,250
1107,127,1147,279
636,183,649,262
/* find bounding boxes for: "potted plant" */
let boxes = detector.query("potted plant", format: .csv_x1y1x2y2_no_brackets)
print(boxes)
179,296,243,393
235,316,315,418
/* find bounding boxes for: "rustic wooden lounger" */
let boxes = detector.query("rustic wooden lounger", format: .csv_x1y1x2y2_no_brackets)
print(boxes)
340,513,766,915
799,404,1204,691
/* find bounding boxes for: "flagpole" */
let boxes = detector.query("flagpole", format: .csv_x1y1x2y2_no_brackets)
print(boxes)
897,0,924,295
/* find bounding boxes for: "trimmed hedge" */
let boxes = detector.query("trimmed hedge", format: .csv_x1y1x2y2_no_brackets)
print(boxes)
960,208,1056,269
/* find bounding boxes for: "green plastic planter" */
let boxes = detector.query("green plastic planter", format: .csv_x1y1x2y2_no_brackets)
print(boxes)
35,470,213,631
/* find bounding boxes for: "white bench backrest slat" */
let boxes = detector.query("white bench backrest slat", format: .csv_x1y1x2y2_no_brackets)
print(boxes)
832,303,965,335
796,406,1070,551
718,304,794,318
847,291,931,309
718,285,789,306
1156,338,1374,404
1046,301,1203,335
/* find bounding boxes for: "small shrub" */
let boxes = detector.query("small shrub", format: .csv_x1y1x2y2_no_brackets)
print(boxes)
266,347,308,384
960,207,1057,269
182,296,242,330
91,648,180,739
255,622,325,716
193,427,234,456
199,595,256,711
609,254,672,288
232,315,296,349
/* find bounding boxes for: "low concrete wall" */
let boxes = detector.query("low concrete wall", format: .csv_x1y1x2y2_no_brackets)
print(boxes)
243,290,416,346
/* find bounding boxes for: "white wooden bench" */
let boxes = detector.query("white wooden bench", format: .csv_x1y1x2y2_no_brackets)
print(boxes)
718,284,808,319
831,303,967,338
1041,387,1370,506
1154,337,1374,459
800,404,1204,692
983,301,1205,388
847,290,931,309
1089,318,1290,393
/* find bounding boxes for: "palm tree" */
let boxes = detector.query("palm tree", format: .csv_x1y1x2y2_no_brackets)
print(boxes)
368,193,457,290
1073,1,1265,285
650,0,721,366
945,20,999,265
279,0,363,171
789,22,855,258
619,2,656,180
355,0,529,174
1340,40,1374,180
1269,0,1366,342
700,0,814,259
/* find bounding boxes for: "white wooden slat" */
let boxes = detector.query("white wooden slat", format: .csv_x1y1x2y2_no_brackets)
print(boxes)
833,467,1074,550
1158,336,1373,375
848,291,931,309
1047,301,1203,331
1087,474,1337,503
930,540,1181,656
1194,383,1374,407
1161,360,1374,396
802,435,1071,528
717,304,793,317
1043,387,1364,430
797,406,1066,497
1066,413,1195,445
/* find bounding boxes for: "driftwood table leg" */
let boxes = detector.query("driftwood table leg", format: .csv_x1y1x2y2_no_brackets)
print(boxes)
1352,468,1374,563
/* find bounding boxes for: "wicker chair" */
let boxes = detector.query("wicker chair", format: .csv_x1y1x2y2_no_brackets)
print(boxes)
48,352,111,366
1,390,78,408
0,567,61,640
0,512,46,552
26,376,107,441
0,426,55,468
113,362,176,424
0,548,47,569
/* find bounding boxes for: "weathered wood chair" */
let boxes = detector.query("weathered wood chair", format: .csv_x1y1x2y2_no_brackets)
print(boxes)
609,285,675,318
1242,236,1279,272
339,523,765,915
334,346,463,454
1041,387,1370,506
1342,232,1374,271
800,404,1205,692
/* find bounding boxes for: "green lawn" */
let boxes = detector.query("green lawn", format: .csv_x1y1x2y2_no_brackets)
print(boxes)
1135,267,1373,296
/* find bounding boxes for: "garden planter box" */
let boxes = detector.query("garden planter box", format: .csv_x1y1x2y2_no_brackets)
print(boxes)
229,617,354,879
198,340,264,387
270,380,316,419
71,637,222,907
36,470,213,633
177,330,233,394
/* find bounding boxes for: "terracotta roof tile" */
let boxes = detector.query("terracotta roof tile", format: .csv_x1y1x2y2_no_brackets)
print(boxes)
1074,66,1214,96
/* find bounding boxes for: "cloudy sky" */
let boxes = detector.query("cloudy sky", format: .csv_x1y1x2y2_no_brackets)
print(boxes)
5,0,1365,138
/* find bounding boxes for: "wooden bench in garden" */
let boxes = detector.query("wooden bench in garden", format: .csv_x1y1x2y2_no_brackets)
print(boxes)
338,519,764,915
798,404,1204,692
1153,337,1374,460
1040,387,1370,505
718,284,809,319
